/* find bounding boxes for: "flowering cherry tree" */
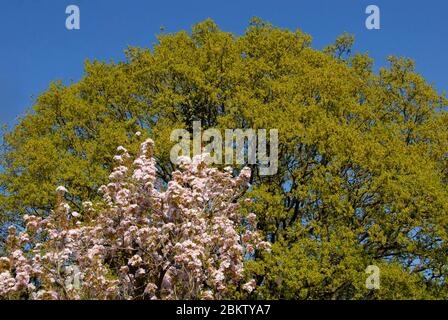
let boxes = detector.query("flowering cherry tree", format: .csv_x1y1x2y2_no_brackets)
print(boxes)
0,137,270,300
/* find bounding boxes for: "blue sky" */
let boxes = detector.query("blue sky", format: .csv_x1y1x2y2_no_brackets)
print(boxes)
1,0,447,126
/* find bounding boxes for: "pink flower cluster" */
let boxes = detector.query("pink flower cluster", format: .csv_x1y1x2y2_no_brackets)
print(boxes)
0,139,269,300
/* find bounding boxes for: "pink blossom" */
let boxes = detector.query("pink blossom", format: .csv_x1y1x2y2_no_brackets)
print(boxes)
0,139,269,300
242,279,256,293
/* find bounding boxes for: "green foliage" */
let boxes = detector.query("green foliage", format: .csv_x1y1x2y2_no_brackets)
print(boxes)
1,18,447,299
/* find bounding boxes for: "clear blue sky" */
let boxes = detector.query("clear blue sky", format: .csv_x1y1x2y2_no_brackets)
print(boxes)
1,0,447,126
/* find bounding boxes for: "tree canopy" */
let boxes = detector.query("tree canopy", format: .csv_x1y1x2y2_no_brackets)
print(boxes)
1,18,447,299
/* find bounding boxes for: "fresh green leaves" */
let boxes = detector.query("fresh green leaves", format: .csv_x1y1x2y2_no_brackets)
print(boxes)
1,18,447,299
